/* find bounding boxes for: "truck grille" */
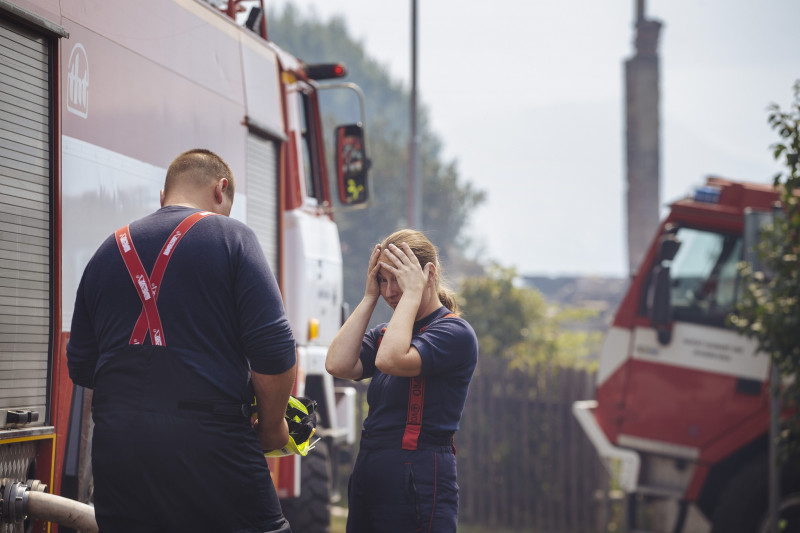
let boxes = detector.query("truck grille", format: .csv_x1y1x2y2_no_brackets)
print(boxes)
0,441,37,483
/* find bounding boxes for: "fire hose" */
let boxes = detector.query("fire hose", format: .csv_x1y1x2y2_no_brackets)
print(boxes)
1,480,98,532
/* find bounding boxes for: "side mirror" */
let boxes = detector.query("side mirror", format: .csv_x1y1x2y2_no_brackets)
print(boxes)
335,123,370,206
649,227,681,345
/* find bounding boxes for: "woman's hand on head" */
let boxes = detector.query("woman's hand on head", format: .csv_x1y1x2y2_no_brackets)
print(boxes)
364,244,382,301
381,243,431,297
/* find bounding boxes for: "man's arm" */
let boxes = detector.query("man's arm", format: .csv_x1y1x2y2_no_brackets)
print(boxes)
66,276,100,389
252,362,297,452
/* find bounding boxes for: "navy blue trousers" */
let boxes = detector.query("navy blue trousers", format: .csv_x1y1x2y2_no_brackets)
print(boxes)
346,440,458,533
91,407,290,533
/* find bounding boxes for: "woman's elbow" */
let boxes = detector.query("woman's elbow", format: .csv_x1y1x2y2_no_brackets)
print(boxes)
375,357,408,377
325,358,342,377
375,363,398,376
325,358,356,380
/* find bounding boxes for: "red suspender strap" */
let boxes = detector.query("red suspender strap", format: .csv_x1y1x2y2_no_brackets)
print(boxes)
401,376,426,450
115,211,217,346
116,225,165,345
387,312,456,451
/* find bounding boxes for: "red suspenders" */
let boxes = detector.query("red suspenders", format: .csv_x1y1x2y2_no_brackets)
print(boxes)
115,211,217,346
377,312,457,451
402,373,426,451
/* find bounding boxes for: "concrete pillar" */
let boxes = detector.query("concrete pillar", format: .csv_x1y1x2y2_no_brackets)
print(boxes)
625,17,662,275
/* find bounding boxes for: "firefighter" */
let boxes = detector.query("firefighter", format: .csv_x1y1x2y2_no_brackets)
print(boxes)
66,149,296,533
326,229,479,533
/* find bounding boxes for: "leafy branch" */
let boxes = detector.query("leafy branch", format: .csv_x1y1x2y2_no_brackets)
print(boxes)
732,80,800,458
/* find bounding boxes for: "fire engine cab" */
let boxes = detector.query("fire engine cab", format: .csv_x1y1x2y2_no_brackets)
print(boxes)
1,0,367,530
574,177,800,533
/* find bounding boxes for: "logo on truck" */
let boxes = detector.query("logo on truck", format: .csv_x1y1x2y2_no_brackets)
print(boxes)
67,43,89,118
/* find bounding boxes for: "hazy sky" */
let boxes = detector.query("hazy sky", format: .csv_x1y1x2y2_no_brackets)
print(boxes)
272,0,800,277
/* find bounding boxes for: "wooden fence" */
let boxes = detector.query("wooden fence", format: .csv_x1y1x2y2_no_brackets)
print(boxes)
456,358,616,533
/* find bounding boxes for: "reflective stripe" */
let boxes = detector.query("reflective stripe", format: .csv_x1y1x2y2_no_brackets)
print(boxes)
115,211,217,346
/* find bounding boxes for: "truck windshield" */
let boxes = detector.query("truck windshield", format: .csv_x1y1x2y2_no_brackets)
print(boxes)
669,227,743,327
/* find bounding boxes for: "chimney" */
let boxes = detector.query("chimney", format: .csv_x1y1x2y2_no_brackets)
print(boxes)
625,1,662,275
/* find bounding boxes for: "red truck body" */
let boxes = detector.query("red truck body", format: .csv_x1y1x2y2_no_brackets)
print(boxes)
575,177,798,532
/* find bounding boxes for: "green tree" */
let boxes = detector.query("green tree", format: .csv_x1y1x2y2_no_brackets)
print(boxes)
459,265,601,370
267,5,486,320
733,80,800,457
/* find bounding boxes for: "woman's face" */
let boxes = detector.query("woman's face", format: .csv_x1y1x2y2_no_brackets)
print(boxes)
377,266,402,309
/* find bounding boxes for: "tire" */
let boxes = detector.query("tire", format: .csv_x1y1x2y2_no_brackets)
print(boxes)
710,457,768,533
281,440,332,533
711,454,800,533
756,492,800,533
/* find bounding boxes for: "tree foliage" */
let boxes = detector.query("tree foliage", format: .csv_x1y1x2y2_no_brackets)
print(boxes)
459,266,601,372
732,80,800,457
266,4,485,322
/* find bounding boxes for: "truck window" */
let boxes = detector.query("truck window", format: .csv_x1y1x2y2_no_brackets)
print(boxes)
669,227,742,327
298,92,324,206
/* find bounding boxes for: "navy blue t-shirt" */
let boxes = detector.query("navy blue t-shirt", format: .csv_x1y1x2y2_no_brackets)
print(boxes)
67,206,296,405
358,307,478,442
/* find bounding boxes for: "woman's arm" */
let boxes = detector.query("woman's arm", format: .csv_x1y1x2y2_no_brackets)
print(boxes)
325,244,382,380
325,297,375,379
375,243,431,377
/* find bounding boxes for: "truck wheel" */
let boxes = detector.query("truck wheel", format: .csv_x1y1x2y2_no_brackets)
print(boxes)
710,457,768,533
756,492,800,533
281,440,332,533
711,455,800,533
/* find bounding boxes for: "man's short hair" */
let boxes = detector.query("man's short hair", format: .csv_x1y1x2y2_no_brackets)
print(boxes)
164,149,235,200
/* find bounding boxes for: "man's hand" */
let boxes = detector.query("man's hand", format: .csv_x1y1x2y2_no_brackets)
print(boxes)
251,363,296,453
254,417,290,452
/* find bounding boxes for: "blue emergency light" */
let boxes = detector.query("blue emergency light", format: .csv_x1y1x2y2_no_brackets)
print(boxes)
693,185,721,204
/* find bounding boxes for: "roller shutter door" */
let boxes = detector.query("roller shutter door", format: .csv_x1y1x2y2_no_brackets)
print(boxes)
246,133,280,279
0,16,52,427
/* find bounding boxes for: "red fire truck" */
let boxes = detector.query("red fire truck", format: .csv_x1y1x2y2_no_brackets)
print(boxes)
574,177,799,532
1,0,367,530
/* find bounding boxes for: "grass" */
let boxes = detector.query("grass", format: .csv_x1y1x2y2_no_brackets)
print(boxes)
331,512,347,533
330,508,523,533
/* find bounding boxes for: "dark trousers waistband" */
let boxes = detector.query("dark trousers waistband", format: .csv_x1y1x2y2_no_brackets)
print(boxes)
92,394,252,421
360,429,456,453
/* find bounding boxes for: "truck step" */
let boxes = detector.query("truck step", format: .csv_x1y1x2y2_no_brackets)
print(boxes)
636,484,685,499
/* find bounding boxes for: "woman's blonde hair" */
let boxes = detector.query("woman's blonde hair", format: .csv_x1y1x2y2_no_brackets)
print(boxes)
380,229,459,315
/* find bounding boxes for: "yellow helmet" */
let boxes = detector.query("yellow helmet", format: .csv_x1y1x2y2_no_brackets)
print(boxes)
263,396,318,458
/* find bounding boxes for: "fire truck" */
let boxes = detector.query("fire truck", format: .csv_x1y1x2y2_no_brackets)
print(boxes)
574,177,800,532
1,0,367,530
